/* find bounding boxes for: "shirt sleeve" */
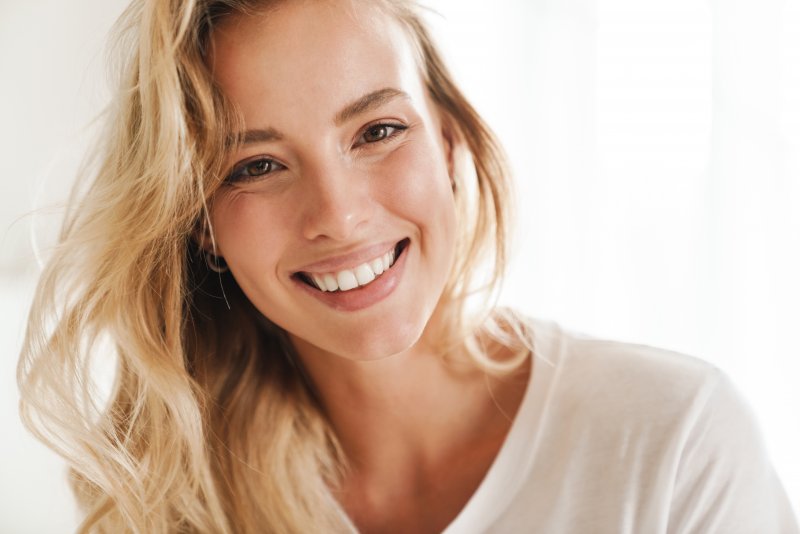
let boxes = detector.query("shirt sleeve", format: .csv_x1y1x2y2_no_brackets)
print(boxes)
667,370,799,534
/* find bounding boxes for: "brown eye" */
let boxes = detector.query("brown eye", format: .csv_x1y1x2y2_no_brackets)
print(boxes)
357,123,407,146
245,159,274,176
226,157,286,184
363,125,390,143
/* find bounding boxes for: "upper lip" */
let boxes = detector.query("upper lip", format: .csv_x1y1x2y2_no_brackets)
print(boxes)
294,239,402,274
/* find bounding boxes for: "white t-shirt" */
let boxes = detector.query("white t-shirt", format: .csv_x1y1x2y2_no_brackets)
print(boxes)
443,320,798,534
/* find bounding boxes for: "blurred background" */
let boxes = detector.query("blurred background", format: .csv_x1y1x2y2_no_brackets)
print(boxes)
2,0,798,530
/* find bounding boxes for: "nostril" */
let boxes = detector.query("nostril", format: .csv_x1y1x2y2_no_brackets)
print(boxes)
299,182,375,242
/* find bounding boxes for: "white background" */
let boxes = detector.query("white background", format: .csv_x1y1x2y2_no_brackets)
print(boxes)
1,0,798,531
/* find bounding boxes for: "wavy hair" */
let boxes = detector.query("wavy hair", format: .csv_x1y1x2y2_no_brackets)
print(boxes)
18,0,524,532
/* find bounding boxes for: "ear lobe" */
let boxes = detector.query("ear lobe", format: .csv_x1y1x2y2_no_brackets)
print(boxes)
193,218,216,255
194,222,230,272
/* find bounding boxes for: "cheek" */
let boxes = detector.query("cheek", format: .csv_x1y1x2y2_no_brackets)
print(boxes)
210,193,289,276
378,138,458,282
376,137,455,221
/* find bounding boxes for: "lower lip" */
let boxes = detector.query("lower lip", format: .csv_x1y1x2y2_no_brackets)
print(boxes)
294,244,409,312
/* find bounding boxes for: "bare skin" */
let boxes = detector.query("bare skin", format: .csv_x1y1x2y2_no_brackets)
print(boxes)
207,1,531,530
330,360,530,533
295,331,531,533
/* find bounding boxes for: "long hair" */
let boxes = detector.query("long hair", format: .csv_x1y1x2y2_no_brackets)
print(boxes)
17,1,522,532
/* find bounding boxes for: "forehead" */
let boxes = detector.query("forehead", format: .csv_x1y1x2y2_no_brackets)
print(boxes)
209,1,426,125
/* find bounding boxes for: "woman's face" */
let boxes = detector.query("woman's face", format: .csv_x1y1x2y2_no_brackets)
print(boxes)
208,0,458,361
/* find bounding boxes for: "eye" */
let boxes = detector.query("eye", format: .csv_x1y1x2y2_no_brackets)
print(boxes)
356,122,408,146
226,157,286,184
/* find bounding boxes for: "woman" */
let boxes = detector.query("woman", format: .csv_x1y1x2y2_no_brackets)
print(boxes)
18,0,797,532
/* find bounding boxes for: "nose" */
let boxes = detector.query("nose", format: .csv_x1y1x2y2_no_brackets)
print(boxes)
300,162,374,241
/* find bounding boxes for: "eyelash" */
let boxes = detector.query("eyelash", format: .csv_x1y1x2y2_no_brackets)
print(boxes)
355,122,408,147
225,122,408,184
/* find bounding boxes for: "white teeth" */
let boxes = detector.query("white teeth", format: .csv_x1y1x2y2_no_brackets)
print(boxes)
304,244,401,292
323,274,338,292
311,274,326,291
337,270,359,291
354,264,376,285
382,250,393,271
370,258,385,275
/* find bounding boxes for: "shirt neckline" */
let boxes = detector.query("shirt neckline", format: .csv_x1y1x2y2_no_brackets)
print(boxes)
441,319,561,533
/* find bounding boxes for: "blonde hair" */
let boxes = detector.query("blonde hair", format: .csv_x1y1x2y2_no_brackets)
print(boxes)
18,0,524,532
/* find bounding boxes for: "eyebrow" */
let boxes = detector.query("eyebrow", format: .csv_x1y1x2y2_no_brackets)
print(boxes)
241,126,283,145
238,87,409,146
333,87,409,126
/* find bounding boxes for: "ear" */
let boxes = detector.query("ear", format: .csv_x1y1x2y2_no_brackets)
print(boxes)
439,112,465,192
438,112,462,188
193,215,217,256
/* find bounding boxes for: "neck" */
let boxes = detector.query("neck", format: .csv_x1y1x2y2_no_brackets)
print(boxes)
289,322,531,485
294,333,486,471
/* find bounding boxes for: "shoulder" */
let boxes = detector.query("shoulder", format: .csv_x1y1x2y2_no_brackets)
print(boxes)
528,318,722,422
521,319,798,533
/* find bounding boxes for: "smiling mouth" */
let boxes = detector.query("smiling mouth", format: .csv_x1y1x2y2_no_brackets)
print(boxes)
294,239,410,292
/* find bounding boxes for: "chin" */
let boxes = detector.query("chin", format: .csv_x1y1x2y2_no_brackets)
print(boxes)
320,314,431,362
